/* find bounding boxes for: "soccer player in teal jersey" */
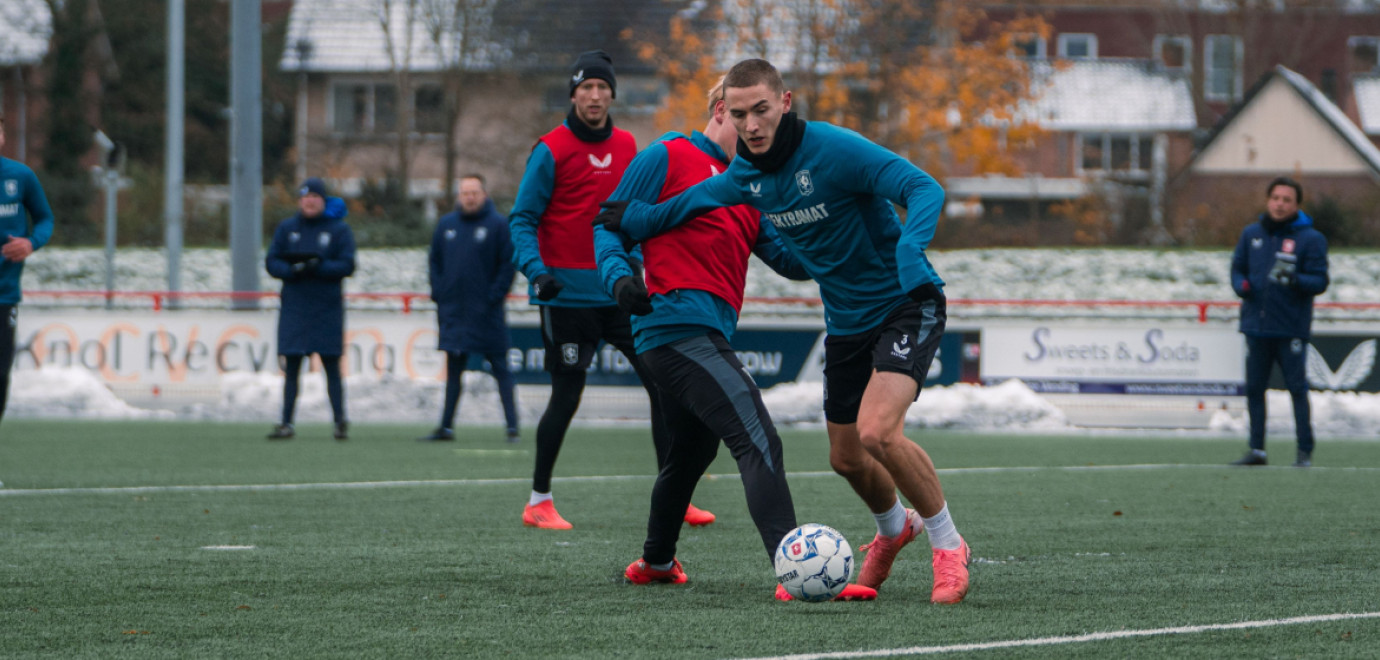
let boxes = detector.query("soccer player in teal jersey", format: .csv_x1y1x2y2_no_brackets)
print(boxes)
0,112,56,430
595,59,970,605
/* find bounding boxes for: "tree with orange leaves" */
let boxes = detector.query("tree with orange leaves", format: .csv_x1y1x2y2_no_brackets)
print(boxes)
627,1,1051,179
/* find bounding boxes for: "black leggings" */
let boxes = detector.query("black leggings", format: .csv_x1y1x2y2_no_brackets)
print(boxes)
531,350,668,494
0,305,14,426
281,354,345,425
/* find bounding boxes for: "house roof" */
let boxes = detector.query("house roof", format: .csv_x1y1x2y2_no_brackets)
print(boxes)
0,0,52,66
1193,65,1380,176
1352,74,1380,134
280,0,687,75
1019,59,1196,132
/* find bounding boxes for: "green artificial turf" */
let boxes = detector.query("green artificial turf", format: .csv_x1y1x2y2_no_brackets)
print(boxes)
1,420,1377,658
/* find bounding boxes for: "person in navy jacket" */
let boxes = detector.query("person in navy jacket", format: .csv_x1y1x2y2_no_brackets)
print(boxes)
1229,177,1329,468
265,177,357,441
418,174,520,443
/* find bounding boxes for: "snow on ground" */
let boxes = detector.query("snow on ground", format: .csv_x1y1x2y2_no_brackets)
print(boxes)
23,247,1380,303
12,247,1380,436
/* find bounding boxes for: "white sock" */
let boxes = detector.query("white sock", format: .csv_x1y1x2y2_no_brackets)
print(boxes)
874,500,908,537
528,491,553,507
648,560,674,571
923,503,963,550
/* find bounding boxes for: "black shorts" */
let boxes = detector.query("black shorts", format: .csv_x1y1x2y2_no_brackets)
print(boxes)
539,305,635,373
822,298,946,425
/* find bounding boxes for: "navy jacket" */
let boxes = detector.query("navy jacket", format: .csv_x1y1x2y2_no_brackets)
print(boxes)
266,198,357,356
430,198,515,353
1230,211,1328,339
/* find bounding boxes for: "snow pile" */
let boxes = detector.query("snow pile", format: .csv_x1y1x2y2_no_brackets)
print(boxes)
7,367,174,420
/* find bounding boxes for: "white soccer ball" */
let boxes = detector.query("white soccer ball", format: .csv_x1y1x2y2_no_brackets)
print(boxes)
774,523,854,602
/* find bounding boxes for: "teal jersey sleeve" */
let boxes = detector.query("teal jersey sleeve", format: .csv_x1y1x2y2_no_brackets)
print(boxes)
595,141,672,297
21,167,54,250
618,173,745,242
830,127,945,293
752,217,810,281
508,142,555,280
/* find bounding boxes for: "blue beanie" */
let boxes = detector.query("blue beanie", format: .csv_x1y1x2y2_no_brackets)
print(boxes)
299,177,328,198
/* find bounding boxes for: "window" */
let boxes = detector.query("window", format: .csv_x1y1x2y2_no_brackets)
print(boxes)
544,77,666,114
331,82,399,134
1013,33,1047,59
331,82,456,135
1057,33,1097,60
1080,133,1155,176
414,86,447,133
1204,35,1242,102
1154,35,1191,71
1349,36,1380,73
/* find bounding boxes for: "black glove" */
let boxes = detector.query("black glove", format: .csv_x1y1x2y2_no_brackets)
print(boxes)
533,274,565,301
593,200,629,233
290,257,321,274
907,281,945,305
627,257,644,280
613,275,653,316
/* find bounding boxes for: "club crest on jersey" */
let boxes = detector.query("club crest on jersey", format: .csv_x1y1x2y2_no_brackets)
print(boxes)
589,153,613,169
475,227,487,242
4,180,16,197
289,231,300,243
444,228,457,241
561,343,579,366
1283,238,1296,253
318,232,331,248
1251,237,1263,249
795,169,814,197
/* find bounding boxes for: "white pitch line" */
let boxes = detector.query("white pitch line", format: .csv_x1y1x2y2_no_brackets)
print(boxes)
730,611,1380,660
2,464,1377,497
200,545,256,551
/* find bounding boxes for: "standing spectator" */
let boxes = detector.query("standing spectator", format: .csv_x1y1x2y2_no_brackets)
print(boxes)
418,174,520,443
598,59,971,604
1230,177,1329,468
265,178,357,441
509,50,713,529
0,112,56,434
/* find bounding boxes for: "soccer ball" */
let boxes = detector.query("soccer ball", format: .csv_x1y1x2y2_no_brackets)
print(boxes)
774,524,854,602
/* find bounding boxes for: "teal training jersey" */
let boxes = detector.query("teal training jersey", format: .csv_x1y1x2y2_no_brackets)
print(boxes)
616,122,945,335
0,157,55,304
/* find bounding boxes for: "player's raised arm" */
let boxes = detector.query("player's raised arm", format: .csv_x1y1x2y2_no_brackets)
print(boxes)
751,215,810,281
607,172,744,243
594,141,671,297
834,127,946,295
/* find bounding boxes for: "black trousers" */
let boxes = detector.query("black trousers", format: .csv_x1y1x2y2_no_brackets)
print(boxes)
0,305,14,424
637,333,797,566
1244,335,1314,453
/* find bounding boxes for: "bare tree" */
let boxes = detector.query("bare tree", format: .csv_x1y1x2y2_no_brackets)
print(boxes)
371,0,420,198
418,0,498,202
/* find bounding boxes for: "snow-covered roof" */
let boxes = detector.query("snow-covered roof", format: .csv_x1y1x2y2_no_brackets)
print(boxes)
1019,59,1197,132
1351,74,1380,134
280,0,682,74
1276,65,1380,174
0,0,52,66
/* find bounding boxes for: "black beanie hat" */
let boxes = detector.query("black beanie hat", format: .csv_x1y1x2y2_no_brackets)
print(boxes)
569,50,616,99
